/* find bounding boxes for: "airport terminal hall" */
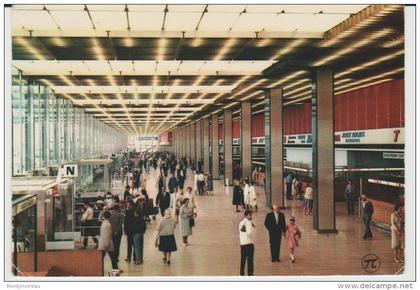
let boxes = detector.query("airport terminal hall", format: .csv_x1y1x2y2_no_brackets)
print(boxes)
8,4,410,278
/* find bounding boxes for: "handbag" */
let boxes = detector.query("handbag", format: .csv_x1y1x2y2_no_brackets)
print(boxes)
189,217,195,227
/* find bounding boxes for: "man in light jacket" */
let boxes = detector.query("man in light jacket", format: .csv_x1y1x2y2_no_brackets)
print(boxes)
98,211,119,272
239,210,256,276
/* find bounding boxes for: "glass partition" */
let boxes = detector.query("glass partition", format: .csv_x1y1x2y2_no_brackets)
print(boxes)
12,194,37,275
11,67,128,176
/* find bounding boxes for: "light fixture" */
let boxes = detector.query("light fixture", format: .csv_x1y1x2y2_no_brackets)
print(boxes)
268,71,307,88
213,38,238,61
314,28,394,66
91,38,106,60
270,39,307,60
336,49,404,78
15,37,46,60
191,38,204,47
335,78,394,95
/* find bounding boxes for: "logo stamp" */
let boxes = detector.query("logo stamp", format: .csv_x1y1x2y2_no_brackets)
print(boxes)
361,254,381,273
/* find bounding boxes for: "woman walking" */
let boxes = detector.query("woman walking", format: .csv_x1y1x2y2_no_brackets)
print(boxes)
391,204,405,263
249,181,257,212
155,209,177,265
206,172,214,196
232,180,244,212
286,216,301,263
303,183,314,216
179,198,195,246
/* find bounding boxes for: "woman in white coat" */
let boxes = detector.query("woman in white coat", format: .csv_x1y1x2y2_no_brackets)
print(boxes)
243,180,251,210
179,198,195,246
391,204,404,263
249,181,258,212
193,172,198,195
98,211,119,271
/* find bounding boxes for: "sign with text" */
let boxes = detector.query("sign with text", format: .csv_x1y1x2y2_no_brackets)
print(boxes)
62,164,78,178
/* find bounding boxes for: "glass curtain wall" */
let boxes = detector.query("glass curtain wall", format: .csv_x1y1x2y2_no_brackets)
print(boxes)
11,67,127,176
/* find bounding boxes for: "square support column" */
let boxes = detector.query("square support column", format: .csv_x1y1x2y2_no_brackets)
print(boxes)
203,117,210,174
190,123,196,165
264,88,284,208
196,120,202,163
224,109,233,186
241,101,252,180
312,68,337,233
211,114,220,179
186,126,191,161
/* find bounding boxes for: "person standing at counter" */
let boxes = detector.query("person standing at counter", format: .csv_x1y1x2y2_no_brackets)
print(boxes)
361,195,374,240
345,180,356,215
81,201,98,249
391,204,405,263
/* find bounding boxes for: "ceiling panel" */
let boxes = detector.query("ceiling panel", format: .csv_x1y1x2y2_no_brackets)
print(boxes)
50,10,93,31
130,12,164,30
165,12,202,31
12,10,56,31
230,13,279,32
199,13,237,31
167,5,206,13
90,11,127,30
206,5,247,13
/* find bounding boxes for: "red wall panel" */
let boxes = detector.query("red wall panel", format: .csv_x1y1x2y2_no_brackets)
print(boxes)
233,120,240,139
247,79,404,137
251,113,264,137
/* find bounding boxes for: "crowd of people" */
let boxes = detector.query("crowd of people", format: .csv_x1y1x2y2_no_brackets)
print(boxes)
76,151,405,276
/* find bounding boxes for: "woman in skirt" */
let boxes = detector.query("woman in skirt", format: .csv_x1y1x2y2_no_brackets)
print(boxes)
232,179,244,212
155,209,177,265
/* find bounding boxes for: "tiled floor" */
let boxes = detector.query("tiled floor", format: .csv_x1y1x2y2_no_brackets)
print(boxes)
101,168,402,276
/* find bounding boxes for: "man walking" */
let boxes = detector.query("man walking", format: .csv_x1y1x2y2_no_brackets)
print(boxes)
264,204,286,262
110,205,124,264
286,173,293,200
239,210,255,276
361,195,374,240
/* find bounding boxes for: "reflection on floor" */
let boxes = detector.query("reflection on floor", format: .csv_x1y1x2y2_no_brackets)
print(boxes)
100,168,401,276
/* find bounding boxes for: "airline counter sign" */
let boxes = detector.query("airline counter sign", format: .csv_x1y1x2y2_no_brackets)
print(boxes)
283,128,404,145
334,128,404,145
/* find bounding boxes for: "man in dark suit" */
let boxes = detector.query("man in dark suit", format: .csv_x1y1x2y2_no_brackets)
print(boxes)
361,195,374,240
264,204,286,262
156,186,171,217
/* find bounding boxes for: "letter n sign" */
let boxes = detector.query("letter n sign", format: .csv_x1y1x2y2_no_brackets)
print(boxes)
63,164,78,178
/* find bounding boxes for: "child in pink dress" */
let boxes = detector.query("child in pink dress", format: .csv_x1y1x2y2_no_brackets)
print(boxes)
286,217,301,263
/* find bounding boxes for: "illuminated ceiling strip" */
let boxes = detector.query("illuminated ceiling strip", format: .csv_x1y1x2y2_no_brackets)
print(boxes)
240,90,264,101
335,78,394,95
268,71,307,88
91,38,106,61
335,68,403,91
283,78,310,90
314,28,394,66
382,36,404,48
284,84,311,97
335,49,404,78
14,37,46,60
86,107,200,112
213,38,238,61
229,78,269,99
270,39,307,60
156,38,168,61
72,99,215,105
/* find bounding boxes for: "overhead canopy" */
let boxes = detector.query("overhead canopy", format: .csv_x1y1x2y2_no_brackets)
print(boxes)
11,4,404,136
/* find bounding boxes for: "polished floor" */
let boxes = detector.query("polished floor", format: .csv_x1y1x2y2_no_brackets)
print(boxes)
100,168,402,276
